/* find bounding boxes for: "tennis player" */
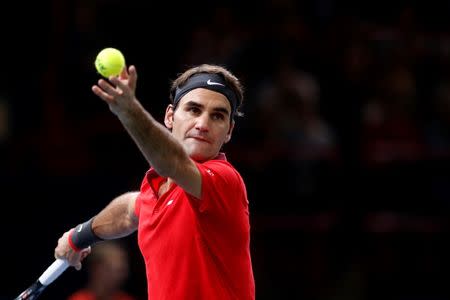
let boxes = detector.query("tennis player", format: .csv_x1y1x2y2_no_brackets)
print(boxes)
54,64,255,300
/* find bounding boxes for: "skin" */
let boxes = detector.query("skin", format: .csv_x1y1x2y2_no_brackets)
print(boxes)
55,65,235,270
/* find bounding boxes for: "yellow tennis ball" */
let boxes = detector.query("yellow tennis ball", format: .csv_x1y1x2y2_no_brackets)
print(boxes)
94,48,125,78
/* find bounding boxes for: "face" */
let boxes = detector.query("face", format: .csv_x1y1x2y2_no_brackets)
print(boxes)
165,88,234,162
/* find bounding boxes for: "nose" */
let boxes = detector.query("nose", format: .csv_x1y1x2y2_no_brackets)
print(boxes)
194,113,210,132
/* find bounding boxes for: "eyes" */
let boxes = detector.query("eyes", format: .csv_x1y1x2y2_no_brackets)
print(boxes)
186,106,226,121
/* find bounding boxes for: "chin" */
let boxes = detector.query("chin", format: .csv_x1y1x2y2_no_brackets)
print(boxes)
189,152,210,163
187,148,215,162
184,142,218,162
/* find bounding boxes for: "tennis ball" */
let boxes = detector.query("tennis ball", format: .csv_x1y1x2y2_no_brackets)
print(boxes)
94,48,125,78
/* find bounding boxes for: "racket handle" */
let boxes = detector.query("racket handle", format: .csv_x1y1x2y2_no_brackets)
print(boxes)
38,259,69,286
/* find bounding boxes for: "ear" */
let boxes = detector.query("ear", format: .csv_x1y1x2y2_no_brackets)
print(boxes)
224,120,235,144
164,104,174,129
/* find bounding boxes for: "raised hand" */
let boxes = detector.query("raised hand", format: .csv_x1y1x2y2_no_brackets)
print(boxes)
92,65,139,116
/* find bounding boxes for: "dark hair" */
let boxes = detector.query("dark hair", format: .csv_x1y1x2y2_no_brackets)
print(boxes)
169,64,244,118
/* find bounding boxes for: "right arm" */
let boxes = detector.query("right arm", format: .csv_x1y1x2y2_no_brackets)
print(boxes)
54,192,139,270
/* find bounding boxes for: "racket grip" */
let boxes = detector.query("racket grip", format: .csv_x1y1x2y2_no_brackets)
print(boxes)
38,259,69,286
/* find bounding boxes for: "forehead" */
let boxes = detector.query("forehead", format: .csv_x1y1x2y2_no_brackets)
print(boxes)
178,88,231,112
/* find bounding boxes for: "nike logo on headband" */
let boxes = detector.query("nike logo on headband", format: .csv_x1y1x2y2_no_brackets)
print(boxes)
207,79,225,86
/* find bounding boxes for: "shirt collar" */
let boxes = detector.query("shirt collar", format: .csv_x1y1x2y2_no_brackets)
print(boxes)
214,152,227,161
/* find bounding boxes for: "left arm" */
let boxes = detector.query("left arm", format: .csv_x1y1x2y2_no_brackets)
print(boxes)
92,66,201,197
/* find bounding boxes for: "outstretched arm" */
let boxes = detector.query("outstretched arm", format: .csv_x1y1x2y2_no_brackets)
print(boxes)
54,192,139,270
92,66,201,197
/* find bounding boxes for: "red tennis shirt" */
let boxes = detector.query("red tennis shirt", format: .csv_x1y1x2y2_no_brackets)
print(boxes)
134,153,255,300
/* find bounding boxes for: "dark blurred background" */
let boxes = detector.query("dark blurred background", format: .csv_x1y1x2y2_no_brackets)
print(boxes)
2,0,450,299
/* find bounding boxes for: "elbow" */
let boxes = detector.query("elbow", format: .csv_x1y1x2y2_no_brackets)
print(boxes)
153,153,190,179
152,165,172,178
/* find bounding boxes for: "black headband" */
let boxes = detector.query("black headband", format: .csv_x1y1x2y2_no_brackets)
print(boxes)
173,73,238,116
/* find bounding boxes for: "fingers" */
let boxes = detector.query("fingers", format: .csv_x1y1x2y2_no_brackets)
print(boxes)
74,247,91,270
99,79,124,96
92,65,138,108
92,79,123,103
54,230,91,271
119,65,129,80
109,68,136,95
92,85,114,102
102,65,136,96
80,246,92,259
128,65,138,92
54,231,71,259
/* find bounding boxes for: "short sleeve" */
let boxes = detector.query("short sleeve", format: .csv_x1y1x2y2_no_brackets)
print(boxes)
194,160,247,214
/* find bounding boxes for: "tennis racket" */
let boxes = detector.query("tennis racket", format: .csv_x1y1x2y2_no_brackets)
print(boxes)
14,258,69,300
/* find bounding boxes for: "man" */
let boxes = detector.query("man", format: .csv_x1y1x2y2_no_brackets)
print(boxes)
55,63,255,300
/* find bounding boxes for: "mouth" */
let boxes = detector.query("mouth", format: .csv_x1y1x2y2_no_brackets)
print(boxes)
187,136,211,144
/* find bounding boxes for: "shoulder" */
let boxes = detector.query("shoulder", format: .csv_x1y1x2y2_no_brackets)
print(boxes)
199,159,243,183
197,159,247,202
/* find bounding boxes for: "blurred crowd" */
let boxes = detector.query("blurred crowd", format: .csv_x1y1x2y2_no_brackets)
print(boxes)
2,1,450,299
